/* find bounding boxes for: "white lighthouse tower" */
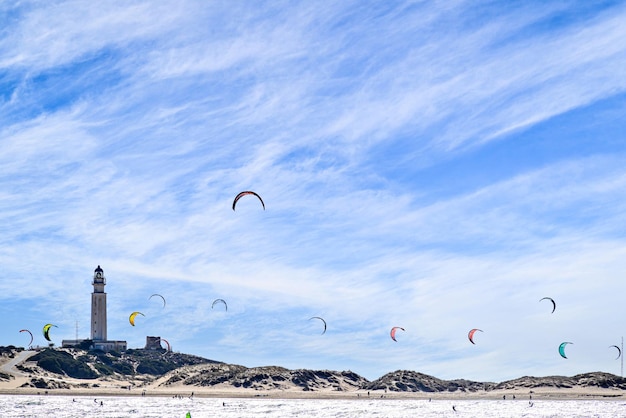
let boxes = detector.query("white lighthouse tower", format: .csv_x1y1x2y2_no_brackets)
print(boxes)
61,266,127,351
91,265,107,341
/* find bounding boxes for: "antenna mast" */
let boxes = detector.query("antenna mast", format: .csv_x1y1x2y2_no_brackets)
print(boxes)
75,321,79,341
621,336,623,378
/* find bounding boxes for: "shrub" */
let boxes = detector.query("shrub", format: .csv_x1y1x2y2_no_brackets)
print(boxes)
31,349,98,379
94,363,114,376
136,359,176,375
111,361,134,375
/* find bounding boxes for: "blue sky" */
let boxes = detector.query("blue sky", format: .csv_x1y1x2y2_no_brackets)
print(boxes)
1,0,626,383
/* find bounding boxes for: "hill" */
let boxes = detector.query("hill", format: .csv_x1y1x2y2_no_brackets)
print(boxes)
1,346,626,398
158,363,367,392
365,370,626,394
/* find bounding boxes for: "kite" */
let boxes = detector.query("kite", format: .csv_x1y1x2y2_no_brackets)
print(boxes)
129,311,145,326
161,338,171,352
149,294,166,308
309,316,327,334
468,328,483,345
559,342,573,359
390,326,405,342
232,191,265,211
42,324,57,342
539,297,556,314
211,298,228,311
19,329,33,347
610,345,622,360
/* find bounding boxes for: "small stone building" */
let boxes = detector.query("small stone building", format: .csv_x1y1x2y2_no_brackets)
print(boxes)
145,336,163,350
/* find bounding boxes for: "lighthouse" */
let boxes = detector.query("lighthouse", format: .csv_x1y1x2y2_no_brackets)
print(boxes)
91,265,107,341
62,265,127,351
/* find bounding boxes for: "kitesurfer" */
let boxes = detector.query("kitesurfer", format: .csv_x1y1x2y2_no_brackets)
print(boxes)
310,316,327,334
212,299,227,311
540,297,556,313
129,311,145,326
390,326,405,342
232,191,265,210
149,294,166,308
468,328,483,344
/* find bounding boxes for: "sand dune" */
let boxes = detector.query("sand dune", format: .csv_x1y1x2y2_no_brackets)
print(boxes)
1,347,625,400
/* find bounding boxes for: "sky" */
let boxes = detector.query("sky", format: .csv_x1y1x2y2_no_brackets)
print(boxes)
1,0,626,383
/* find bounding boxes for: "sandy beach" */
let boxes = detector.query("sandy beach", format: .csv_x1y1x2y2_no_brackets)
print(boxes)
1,385,624,401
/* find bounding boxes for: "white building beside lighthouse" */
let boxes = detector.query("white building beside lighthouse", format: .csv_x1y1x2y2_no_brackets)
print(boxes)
62,265,127,351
